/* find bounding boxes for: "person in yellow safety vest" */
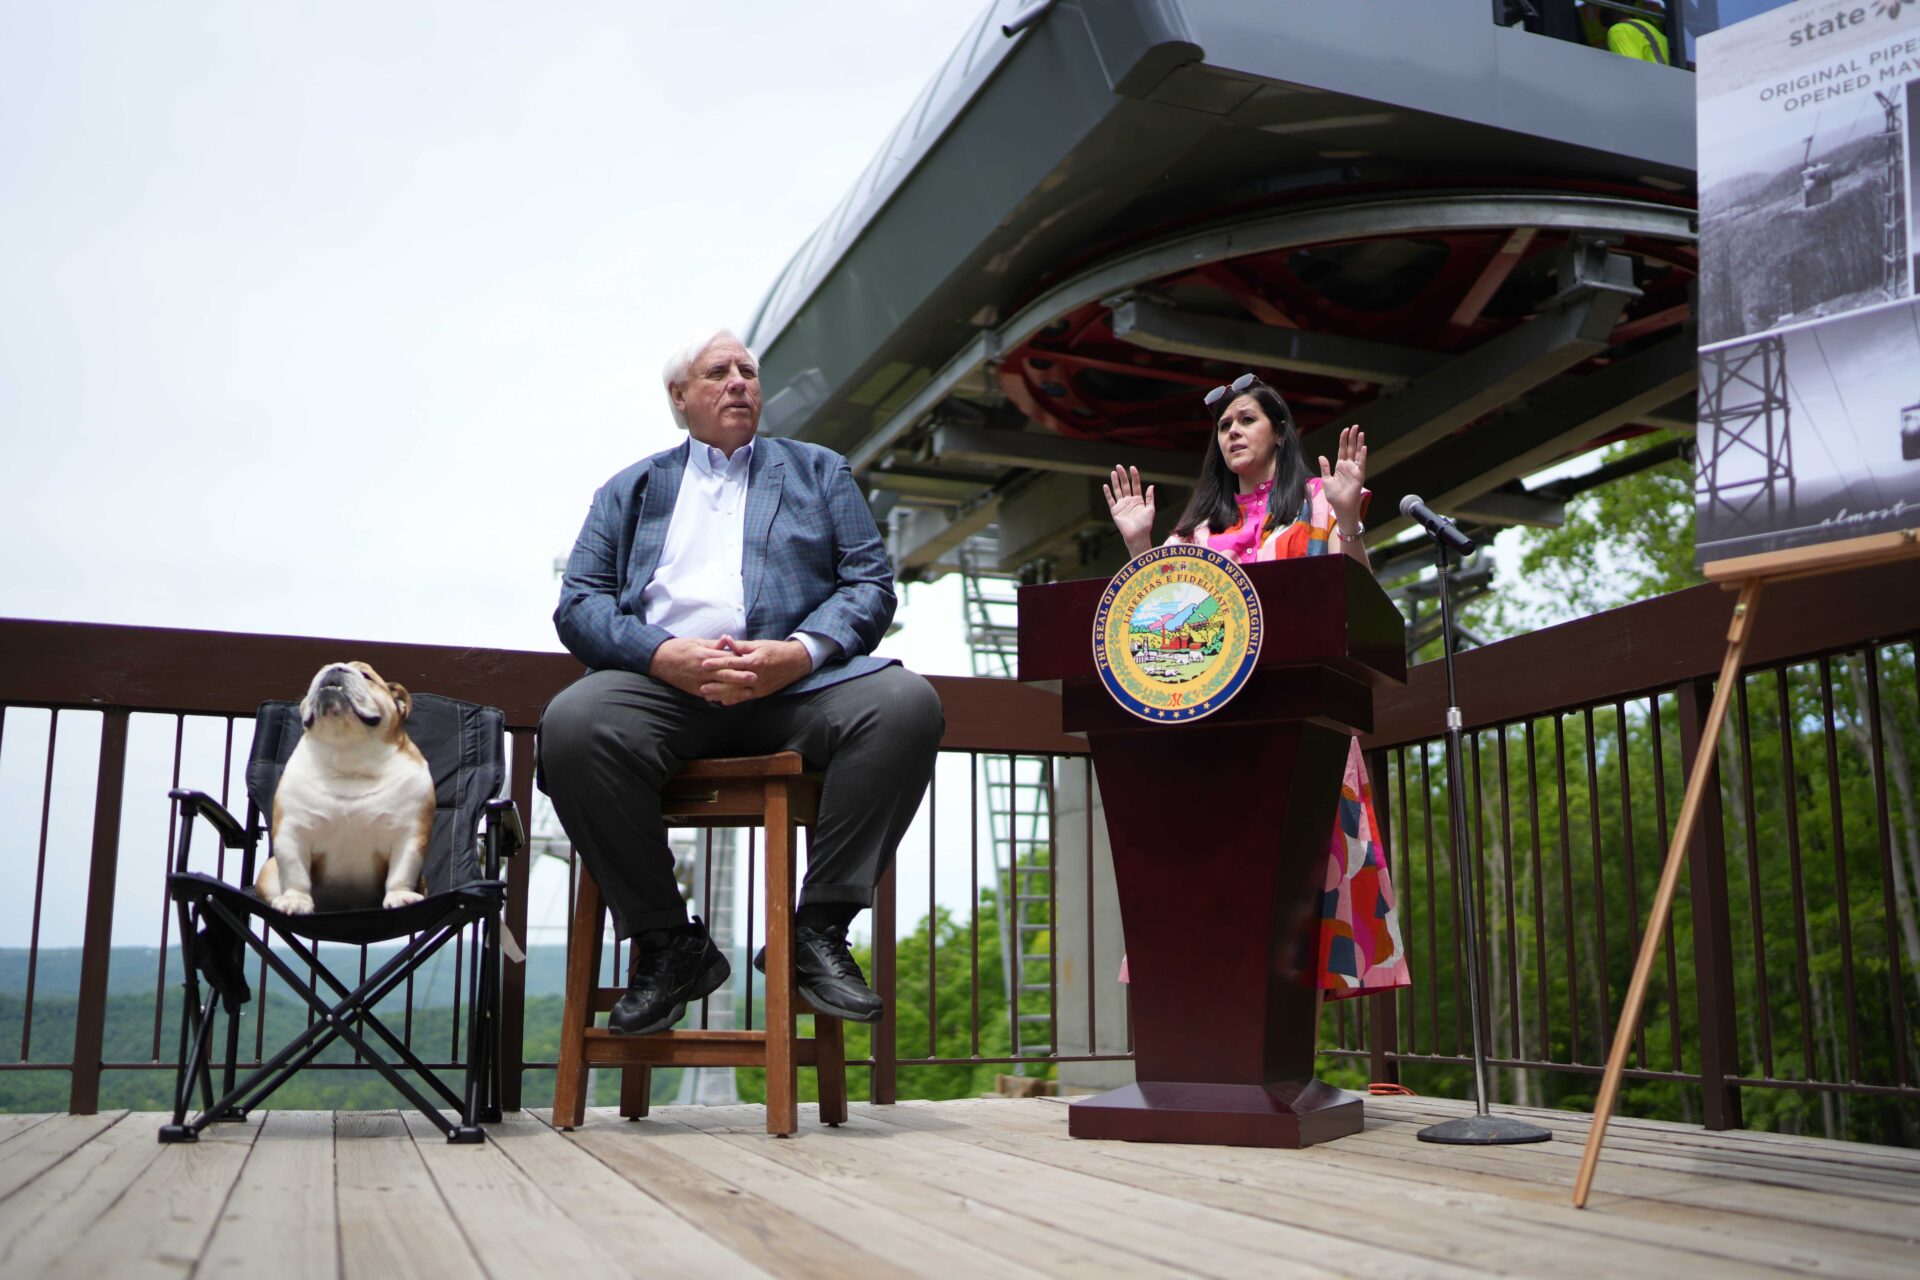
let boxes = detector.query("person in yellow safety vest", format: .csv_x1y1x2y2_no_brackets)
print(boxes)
1582,1,1672,65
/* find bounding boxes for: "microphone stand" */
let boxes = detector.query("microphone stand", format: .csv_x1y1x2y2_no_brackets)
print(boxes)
1416,529,1551,1146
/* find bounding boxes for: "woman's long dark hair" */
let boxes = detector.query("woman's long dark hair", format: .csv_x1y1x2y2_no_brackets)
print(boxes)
1173,379,1310,540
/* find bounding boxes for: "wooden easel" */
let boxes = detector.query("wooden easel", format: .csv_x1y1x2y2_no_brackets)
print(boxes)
1572,528,1920,1209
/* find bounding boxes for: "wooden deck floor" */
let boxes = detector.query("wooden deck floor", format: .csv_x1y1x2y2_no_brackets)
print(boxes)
0,1095,1916,1278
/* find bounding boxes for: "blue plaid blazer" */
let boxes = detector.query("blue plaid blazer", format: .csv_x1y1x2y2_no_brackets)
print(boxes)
553,436,898,696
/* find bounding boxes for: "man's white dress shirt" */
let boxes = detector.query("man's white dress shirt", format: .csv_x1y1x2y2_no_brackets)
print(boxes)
640,438,835,670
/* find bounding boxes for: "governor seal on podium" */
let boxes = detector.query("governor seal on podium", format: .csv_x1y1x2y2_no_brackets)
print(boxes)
1092,544,1263,723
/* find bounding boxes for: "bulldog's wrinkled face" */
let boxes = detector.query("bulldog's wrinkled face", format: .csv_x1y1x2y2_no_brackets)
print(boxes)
301,661,412,739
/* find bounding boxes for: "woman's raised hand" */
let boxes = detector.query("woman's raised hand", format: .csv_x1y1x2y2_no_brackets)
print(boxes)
1102,464,1156,559
1318,425,1367,528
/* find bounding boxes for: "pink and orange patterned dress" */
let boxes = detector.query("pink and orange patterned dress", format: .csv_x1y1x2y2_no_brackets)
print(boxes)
1123,476,1411,1000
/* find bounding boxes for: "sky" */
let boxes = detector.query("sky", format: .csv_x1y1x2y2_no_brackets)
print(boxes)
0,0,984,666
0,0,1006,951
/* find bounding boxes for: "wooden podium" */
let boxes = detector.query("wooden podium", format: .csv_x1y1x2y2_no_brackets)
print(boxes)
1018,555,1405,1148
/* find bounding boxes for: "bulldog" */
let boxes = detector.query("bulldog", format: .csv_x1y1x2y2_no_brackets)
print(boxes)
255,661,435,915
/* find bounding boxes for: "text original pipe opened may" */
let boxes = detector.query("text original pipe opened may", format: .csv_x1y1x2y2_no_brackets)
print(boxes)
1760,33,1920,111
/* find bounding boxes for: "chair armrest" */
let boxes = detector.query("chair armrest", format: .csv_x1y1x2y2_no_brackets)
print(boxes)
484,798,526,861
169,789,248,849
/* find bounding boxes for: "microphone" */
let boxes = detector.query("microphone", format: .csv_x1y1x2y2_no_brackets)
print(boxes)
1399,494,1477,556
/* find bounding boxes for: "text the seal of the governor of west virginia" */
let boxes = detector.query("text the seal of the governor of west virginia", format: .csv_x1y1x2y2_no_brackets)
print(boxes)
1092,544,1263,723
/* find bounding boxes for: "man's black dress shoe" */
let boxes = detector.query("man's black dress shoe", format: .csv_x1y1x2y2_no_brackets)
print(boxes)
753,923,885,1024
609,917,731,1036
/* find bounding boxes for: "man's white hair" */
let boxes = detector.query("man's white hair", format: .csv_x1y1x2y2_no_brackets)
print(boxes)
662,328,760,430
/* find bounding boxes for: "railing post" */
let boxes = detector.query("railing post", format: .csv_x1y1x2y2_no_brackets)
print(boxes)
501,729,536,1112
871,860,898,1105
1365,746,1402,1085
70,709,129,1115
1367,992,1402,1086
1676,678,1744,1130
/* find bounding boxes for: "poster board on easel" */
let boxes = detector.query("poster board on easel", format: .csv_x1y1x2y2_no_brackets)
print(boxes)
1574,0,1920,1208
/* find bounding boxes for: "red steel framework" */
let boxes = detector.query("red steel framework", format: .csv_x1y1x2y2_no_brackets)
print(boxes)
997,223,1696,452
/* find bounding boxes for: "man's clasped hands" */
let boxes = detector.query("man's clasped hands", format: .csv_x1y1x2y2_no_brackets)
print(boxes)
649,635,814,705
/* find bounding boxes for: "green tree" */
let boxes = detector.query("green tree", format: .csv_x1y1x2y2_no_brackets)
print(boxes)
1511,433,1702,612
706,886,1032,1108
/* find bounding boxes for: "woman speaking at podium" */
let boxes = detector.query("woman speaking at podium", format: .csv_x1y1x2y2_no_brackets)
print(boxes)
1102,373,1411,1002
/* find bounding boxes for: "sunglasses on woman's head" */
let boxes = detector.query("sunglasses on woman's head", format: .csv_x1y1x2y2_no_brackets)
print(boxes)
1203,372,1259,408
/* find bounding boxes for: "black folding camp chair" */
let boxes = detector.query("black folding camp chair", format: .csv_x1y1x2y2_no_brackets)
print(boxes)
160,694,523,1144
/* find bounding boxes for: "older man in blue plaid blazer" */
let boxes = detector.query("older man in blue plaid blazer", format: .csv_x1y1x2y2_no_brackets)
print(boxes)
539,330,943,1035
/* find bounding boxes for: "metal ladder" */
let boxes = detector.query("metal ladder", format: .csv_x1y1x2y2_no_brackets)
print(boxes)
959,542,1058,1068
960,539,1020,675
991,756,1056,1067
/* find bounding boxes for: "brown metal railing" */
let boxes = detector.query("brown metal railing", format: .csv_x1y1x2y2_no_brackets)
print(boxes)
0,619,1087,1113
1339,561,1920,1140
4,559,1917,1137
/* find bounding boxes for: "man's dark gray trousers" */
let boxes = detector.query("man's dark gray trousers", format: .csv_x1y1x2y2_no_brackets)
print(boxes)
538,664,943,937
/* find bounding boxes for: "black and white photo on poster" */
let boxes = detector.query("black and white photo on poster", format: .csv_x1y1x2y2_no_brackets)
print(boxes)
1696,299,1920,557
1695,0,1920,562
1697,0,1918,347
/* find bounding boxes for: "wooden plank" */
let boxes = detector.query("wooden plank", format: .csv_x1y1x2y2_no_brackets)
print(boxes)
1703,531,1920,584
1312,1138,1920,1280
0,617,1074,749
672,753,808,779
398,1111,635,1279
637,1108,1056,1280
53,1113,259,1279
1327,1120,1920,1244
958,1099,1898,1280
1462,1111,1920,1174
543,1107,913,1280
925,674,1086,755
0,1114,169,1276
0,1111,126,1204
838,1104,1375,1278
871,1100,1742,1280
199,1112,336,1280
578,1028,832,1068
667,1104,1176,1280
1087,1095,1918,1276
765,784,797,1137
0,1099,1907,1280
0,1113,54,1149
1597,1125,1920,1173
552,865,602,1130
1364,1096,1920,1175
0,619,581,728
336,1111,484,1280
1368,1097,1920,1176
69,709,130,1116
485,1113,770,1278
1468,1122,1919,1191
815,1016,848,1126
1363,1100,1920,1208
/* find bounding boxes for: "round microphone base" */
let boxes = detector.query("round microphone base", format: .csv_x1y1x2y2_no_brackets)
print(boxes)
1416,1114,1553,1145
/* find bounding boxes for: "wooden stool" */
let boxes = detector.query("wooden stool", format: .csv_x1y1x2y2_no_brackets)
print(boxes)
551,752,848,1136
